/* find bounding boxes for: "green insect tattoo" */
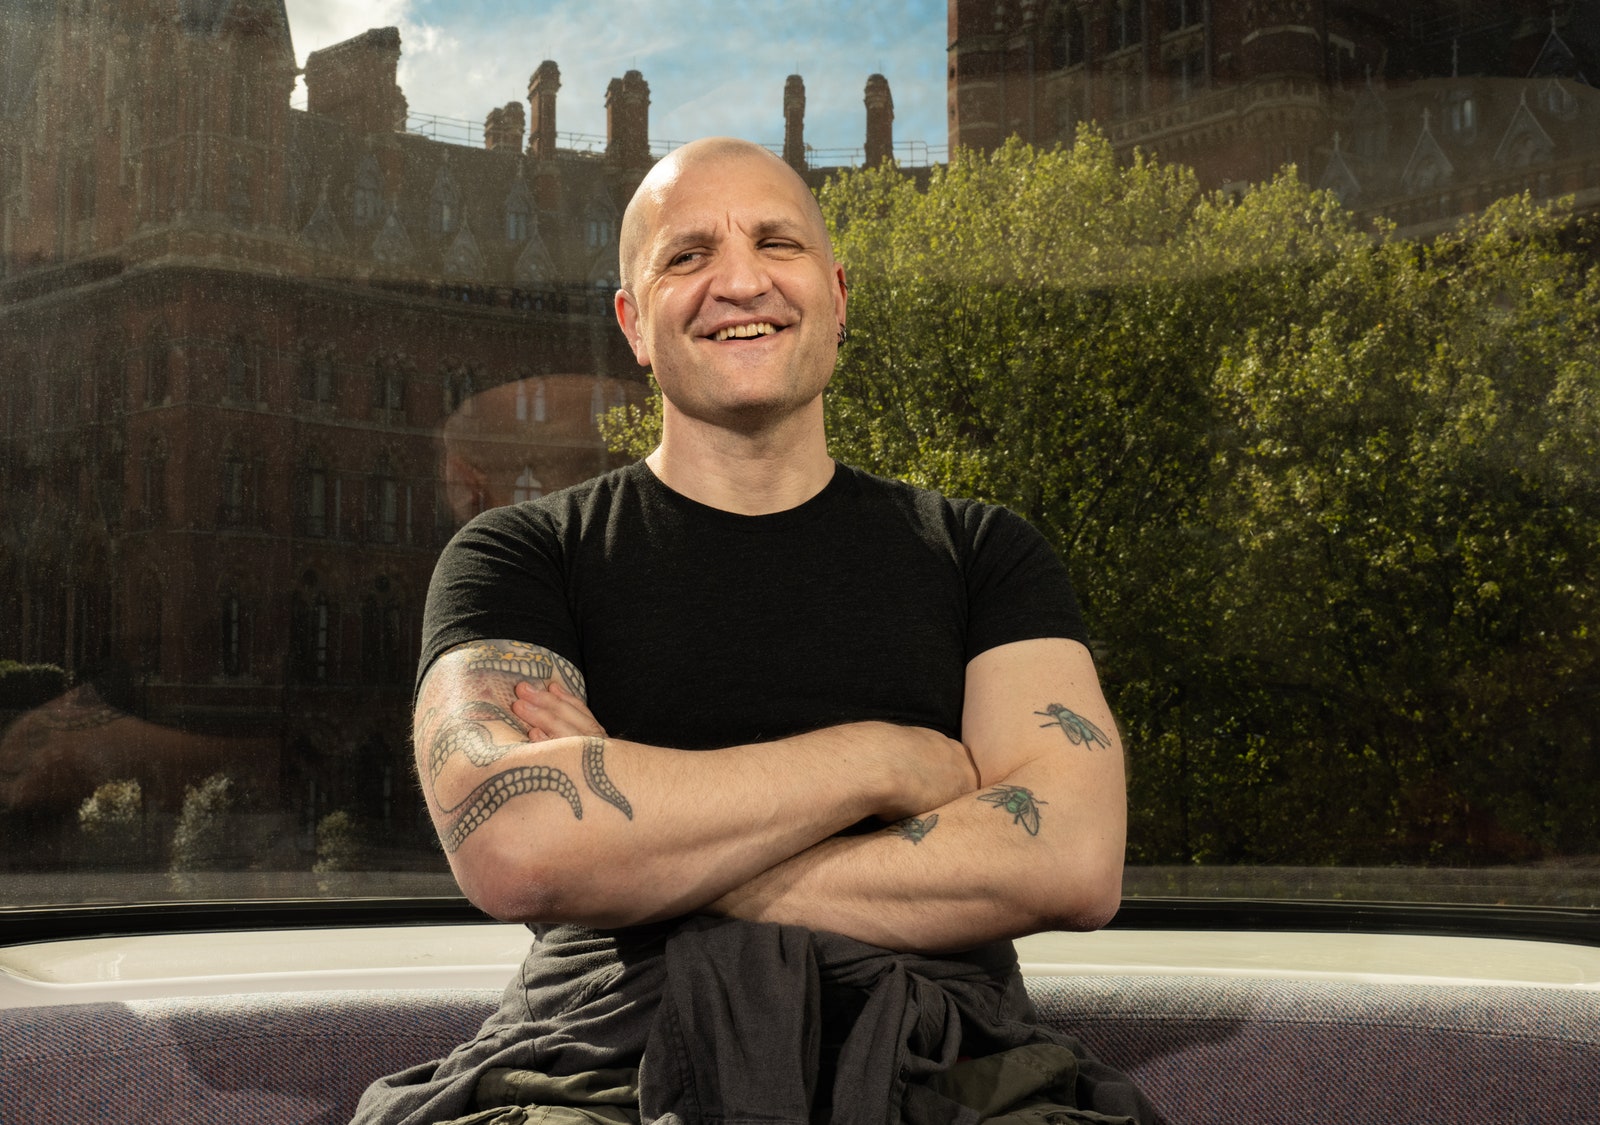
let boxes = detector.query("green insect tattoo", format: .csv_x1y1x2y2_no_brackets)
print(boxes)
1034,703,1112,750
978,785,1047,836
889,814,939,844
581,736,633,820
437,765,582,853
462,640,586,696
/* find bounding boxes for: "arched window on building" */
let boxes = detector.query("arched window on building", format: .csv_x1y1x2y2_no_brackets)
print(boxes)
1165,0,1200,31
370,456,399,544
300,347,336,405
220,449,246,527
141,444,167,524
303,452,329,537
146,326,169,404
513,467,543,504
353,156,382,227
1112,0,1143,51
220,592,244,676
1051,4,1088,69
506,194,530,243
372,355,404,415
312,596,330,681
430,165,461,236
226,336,251,400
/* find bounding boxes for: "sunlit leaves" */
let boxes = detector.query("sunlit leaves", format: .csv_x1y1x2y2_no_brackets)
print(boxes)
819,132,1600,866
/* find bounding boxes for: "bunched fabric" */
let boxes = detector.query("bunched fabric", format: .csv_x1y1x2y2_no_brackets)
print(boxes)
354,916,1156,1125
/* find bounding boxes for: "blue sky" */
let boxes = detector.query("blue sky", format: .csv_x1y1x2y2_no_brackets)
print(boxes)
282,0,949,159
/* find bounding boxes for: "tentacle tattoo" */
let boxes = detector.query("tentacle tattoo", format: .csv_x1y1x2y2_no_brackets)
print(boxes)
978,785,1047,836
425,703,532,783
889,814,939,844
462,641,586,697
429,719,511,782
1034,703,1112,750
439,765,582,853
581,736,633,820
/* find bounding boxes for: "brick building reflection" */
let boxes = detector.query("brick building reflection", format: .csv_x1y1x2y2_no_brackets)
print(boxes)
0,6,658,863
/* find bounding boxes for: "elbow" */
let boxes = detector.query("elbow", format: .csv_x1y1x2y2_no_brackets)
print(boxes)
1034,855,1124,934
449,840,570,925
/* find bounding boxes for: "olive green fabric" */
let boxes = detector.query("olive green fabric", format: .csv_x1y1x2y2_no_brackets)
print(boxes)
440,1048,1138,1125
435,1067,640,1124
926,1044,1138,1124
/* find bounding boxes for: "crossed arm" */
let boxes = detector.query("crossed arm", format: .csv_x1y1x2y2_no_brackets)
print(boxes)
414,635,1126,953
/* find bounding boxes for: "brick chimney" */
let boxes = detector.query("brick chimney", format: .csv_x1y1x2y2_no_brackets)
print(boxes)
606,69,651,165
864,73,894,165
783,75,806,171
485,101,525,151
304,27,407,135
527,60,561,159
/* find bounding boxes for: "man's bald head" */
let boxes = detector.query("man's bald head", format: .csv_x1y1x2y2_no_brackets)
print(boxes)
618,137,832,294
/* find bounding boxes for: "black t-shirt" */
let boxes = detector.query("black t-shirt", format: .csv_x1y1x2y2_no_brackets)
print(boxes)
419,461,1086,749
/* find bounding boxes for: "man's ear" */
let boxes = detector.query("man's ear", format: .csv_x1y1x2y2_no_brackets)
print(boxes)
615,289,651,368
832,262,848,327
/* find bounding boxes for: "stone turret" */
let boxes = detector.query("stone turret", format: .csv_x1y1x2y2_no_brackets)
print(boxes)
864,73,894,165
527,60,560,159
304,27,407,135
606,69,651,165
484,102,525,151
783,75,807,171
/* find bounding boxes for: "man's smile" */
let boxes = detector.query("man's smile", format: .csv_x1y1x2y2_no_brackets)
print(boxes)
711,321,781,342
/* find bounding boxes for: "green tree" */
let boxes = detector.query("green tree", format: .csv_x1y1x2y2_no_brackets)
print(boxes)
815,134,1600,866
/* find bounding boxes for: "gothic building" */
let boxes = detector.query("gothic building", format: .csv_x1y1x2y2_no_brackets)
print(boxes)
0,1,914,863
948,0,1600,234
0,2,655,853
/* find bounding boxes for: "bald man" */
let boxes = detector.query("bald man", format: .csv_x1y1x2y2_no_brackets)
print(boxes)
352,139,1155,1125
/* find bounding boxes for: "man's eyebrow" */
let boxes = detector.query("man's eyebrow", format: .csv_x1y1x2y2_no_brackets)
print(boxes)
652,217,814,261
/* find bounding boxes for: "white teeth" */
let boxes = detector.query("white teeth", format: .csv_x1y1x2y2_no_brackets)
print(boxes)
713,322,778,342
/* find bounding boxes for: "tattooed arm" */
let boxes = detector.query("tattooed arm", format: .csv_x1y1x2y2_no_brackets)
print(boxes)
706,636,1128,953
414,638,978,929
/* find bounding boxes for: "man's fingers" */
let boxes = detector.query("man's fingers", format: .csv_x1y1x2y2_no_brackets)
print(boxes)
512,679,606,738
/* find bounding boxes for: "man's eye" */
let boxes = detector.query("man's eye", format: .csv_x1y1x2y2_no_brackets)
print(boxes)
669,250,703,267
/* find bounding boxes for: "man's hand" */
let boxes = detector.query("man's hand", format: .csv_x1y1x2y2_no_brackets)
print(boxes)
703,637,1128,953
513,679,607,741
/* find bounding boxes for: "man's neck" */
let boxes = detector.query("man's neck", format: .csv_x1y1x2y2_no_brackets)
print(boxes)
646,407,835,516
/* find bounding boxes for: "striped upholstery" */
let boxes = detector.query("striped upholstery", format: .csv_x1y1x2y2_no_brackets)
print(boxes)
3,977,1597,1124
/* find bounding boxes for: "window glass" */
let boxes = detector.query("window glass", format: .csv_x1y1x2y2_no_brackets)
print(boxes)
2,0,1598,918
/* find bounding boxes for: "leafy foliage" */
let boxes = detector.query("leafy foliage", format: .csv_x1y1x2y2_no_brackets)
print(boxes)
814,133,1600,866
169,772,236,873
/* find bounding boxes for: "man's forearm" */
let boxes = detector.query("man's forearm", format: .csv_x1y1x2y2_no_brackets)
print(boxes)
706,755,1124,954
416,641,976,928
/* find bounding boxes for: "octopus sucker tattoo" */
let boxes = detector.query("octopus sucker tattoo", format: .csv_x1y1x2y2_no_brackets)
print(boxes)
428,719,514,782
440,765,583,853
1034,703,1112,750
581,736,633,820
978,785,1047,836
461,641,587,698
890,814,939,844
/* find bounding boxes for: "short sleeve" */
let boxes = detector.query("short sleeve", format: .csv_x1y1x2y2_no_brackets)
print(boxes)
415,504,583,701
961,504,1088,662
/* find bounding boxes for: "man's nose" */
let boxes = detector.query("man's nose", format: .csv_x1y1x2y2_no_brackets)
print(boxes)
710,240,772,301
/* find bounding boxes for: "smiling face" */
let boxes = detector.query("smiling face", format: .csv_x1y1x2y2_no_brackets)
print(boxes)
615,139,847,436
